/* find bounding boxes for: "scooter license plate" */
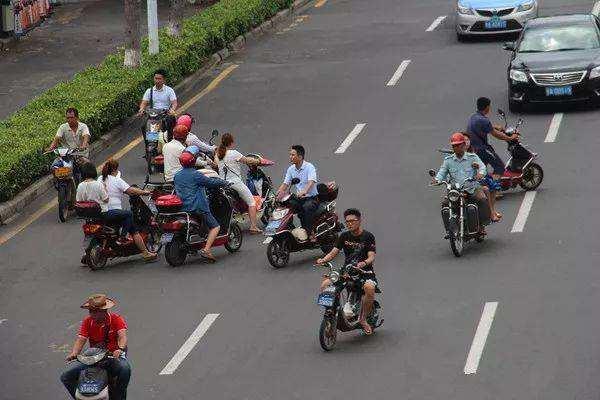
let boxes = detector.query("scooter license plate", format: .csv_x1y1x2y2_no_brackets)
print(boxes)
265,219,281,233
317,292,335,307
160,233,174,244
146,132,159,141
262,237,273,245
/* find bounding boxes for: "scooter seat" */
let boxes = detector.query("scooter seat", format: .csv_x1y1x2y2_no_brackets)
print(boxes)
502,170,522,179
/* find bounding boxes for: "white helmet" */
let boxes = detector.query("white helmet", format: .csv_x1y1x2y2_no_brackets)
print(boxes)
291,227,308,242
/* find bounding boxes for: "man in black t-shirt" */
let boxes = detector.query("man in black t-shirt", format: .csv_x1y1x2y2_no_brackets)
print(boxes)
317,208,377,335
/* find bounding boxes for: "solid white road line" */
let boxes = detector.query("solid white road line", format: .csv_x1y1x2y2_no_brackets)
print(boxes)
335,123,367,154
386,60,412,86
511,191,537,233
159,313,220,375
593,0,600,16
426,16,447,31
544,113,563,143
464,302,498,375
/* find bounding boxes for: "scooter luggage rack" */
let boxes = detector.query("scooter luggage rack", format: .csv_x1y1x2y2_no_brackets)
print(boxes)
159,211,194,241
315,215,337,238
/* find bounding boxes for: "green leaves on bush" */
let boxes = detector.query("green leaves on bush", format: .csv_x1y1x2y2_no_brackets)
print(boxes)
0,0,293,202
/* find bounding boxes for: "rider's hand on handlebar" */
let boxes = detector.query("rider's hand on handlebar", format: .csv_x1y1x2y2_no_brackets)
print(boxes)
356,261,367,269
65,353,78,362
316,258,325,265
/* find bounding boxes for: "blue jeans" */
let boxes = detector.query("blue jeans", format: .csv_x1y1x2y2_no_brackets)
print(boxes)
103,209,137,235
60,356,131,400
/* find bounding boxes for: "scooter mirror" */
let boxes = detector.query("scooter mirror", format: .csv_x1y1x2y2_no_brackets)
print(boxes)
428,169,436,177
211,129,219,138
497,109,506,117
291,177,301,185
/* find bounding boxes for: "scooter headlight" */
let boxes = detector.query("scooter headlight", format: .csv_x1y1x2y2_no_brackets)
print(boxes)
329,271,340,283
448,190,460,202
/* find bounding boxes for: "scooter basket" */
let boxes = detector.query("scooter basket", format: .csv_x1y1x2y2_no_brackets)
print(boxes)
155,194,183,213
75,201,102,219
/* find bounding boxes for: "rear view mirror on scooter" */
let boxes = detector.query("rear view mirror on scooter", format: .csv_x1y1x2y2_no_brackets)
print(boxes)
291,178,301,185
428,169,436,177
211,129,219,138
497,109,506,117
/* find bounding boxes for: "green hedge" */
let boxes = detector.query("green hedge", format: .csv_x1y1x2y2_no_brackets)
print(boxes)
0,0,293,202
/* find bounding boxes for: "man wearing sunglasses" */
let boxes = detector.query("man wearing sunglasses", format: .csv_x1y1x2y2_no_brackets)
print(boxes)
317,208,377,335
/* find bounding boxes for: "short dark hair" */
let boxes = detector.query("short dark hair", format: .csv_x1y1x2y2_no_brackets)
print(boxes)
80,162,98,180
343,208,361,220
66,107,79,118
476,97,491,112
154,69,168,79
291,145,305,158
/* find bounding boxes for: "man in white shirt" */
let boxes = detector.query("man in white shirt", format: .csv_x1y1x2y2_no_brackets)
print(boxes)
163,125,188,182
277,145,319,234
47,107,91,158
137,69,178,115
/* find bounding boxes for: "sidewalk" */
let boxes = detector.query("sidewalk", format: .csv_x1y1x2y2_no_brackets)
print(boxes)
0,0,215,120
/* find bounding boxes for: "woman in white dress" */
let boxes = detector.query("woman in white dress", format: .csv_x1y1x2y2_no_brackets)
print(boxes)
214,133,262,233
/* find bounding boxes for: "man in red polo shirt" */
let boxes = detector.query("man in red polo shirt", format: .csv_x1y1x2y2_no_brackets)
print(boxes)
60,294,131,400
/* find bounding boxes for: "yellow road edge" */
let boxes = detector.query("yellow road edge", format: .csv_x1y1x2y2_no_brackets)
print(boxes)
0,64,239,246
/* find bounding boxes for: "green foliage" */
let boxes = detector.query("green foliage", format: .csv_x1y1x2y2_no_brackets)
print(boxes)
0,0,294,202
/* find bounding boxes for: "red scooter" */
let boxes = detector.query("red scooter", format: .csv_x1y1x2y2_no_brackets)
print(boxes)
495,109,543,191
155,186,243,267
75,195,162,270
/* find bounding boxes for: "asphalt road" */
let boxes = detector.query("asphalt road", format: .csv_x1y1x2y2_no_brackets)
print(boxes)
1,0,600,398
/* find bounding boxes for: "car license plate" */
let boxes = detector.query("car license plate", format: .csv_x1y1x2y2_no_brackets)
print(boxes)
485,18,507,29
545,86,572,96
317,292,335,307
160,233,174,244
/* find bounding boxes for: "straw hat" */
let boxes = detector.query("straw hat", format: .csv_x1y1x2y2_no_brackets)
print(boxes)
80,294,116,310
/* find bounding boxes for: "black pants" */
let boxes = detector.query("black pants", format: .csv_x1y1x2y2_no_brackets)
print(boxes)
297,196,318,232
60,357,131,400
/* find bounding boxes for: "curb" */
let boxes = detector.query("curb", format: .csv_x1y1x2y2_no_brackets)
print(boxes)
0,0,315,225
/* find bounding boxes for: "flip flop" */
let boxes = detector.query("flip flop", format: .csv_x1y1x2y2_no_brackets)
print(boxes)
200,250,217,263
360,321,373,335
249,228,263,235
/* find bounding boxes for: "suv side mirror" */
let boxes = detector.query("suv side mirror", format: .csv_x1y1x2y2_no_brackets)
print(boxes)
502,42,515,51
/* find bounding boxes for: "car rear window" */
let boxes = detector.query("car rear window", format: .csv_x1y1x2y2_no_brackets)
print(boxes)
518,24,600,52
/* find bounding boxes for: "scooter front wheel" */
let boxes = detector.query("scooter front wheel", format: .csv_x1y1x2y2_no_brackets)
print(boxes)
267,237,290,268
520,163,543,191
319,313,338,351
58,184,69,223
224,223,243,253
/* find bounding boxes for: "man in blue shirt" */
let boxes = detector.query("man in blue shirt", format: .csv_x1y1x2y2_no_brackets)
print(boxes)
277,145,319,235
174,150,229,262
467,97,518,178
433,133,492,227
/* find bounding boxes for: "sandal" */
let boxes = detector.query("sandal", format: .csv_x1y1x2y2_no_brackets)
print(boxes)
142,252,158,262
200,249,217,263
249,228,263,235
360,321,373,335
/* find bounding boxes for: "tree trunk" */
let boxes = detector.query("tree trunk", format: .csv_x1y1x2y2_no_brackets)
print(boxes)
167,0,185,37
124,0,141,68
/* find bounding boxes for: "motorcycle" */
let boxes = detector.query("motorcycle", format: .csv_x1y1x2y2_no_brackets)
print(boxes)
495,109,543,191
48,147,87,223
428,169,489,257
75,191,162,270
316,261,383,351
263,179,341,269
72,348,114,400
155,185,243,267
222,153,277,226
142,108,168,175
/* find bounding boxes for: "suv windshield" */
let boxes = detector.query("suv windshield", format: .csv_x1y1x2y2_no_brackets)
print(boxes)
518,24,600,52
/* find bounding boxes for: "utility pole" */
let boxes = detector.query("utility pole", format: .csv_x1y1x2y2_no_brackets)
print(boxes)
147,0,159,55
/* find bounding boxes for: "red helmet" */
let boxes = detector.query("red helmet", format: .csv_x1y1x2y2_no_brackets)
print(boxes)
450,132,466,145
179,151,196,168
173,124,189,140
176,115,193,130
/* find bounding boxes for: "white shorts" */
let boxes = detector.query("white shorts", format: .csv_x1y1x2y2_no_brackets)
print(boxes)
231,181,256,207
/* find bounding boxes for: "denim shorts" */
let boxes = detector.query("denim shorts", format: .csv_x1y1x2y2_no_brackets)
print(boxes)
194,210,219,229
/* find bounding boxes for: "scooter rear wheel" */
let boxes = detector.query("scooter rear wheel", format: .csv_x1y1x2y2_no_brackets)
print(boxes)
520,163,543,191
165,237,187,267
87,244,108,271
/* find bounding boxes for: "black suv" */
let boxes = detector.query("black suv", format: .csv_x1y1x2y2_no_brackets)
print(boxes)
504,14,600,111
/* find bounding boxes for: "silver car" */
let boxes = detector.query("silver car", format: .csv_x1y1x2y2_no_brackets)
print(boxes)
455,0,539,40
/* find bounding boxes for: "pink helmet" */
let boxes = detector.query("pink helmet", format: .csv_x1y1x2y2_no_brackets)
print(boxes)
176,115,193,131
